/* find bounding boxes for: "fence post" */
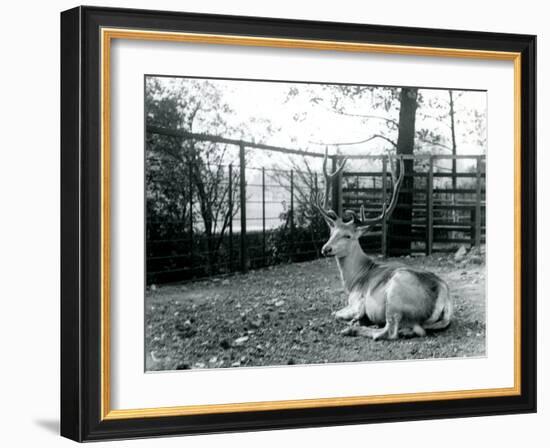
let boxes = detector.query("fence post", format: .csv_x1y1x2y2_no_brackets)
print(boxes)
474,156,482,247
331,155,343,217
228,164,233,273
470,208,476,247
239,144,248,273
356,175,360,208
262,167,266,266
381,157,388,257
426,156,434,255
314,172,320,258
188,162,194,270
290,170,295,261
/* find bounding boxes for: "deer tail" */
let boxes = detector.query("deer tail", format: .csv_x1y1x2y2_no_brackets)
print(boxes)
423,281,453,331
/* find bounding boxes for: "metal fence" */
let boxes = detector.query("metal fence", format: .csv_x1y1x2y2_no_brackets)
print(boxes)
146,158,330,284
146,127,485,284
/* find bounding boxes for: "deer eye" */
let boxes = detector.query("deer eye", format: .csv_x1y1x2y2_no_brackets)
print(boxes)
344,235,351,239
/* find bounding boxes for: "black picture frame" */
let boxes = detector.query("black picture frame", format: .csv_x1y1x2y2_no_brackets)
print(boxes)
61,5,536,442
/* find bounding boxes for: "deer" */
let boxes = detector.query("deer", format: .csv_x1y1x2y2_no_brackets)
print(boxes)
312,149,453,340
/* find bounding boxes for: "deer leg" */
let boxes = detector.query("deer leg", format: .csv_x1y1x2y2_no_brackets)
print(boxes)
341,325,378,337
399,325,426,338
399,327,416,338
340,316,376,337
372,313,401,341
333,306,356,321
334,294,364,322
388,315,401,339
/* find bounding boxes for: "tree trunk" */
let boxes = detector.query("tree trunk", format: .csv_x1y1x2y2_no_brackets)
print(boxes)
449,90,457,190
389,87,418,256
449,90,458,226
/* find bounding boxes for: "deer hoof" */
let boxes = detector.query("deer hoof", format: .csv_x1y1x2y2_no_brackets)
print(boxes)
333,310,352,321
341,327,358,337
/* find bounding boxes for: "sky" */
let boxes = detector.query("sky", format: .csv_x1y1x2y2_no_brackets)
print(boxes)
149,76,487,230
151,76,487,175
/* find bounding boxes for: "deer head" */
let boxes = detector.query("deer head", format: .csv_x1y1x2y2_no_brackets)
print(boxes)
312,149,404,258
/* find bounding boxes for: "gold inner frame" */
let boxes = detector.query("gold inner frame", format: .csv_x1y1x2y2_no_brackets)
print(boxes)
100,27,522,420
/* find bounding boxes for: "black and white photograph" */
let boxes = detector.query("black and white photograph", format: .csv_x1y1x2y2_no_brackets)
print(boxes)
0,0,542,444
144,76,487,371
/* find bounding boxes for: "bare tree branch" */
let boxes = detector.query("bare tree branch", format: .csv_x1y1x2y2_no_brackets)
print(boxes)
309,134,397,148
417,137,451,150
329,108,399,128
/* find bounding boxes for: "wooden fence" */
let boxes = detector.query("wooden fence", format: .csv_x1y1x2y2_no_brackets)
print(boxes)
335,154,485,256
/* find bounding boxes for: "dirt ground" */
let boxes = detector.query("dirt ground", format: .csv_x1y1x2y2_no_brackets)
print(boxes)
145,252,486,371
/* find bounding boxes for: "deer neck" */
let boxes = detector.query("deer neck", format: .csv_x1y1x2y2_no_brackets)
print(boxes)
335,241,374,292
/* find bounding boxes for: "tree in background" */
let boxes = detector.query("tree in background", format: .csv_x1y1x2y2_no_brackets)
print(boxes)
390,87,418,255
146,77,242,275
285,84,419,255
283,84,486,255
266,157,329,259
415,90,463,188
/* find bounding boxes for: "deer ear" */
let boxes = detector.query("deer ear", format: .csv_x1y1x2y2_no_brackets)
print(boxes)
324,216,336,228
355,224,370,236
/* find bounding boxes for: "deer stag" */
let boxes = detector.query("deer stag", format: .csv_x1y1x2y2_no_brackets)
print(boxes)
313,150,453,340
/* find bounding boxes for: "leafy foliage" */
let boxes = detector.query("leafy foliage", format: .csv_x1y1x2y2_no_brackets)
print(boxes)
146,78,242,278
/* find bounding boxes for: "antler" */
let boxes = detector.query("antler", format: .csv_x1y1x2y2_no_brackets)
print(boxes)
354,155,404,230
311,147,347,224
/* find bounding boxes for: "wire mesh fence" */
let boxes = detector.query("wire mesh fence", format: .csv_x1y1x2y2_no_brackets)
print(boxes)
146,161,331,284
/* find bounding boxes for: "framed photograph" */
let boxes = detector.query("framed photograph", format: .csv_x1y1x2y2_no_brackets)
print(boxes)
60,6,536,442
